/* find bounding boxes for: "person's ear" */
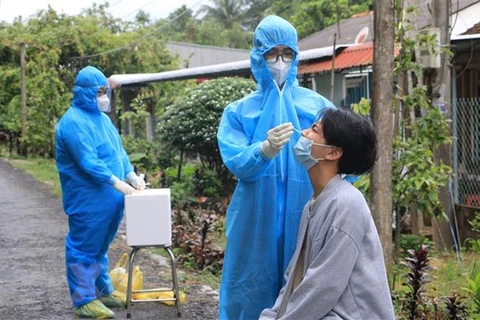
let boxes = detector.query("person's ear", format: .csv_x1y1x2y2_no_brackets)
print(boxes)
325,147,342,161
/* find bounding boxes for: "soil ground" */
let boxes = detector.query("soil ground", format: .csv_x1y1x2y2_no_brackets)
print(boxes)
0,159,219,320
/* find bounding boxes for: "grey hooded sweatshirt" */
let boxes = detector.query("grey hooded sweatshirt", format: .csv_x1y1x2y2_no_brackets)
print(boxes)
259,175,395,320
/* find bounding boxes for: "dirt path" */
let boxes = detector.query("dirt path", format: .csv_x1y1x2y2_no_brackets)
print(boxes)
0,159,218,320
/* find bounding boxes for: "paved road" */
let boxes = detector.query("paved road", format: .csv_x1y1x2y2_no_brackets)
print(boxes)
0,159,218,320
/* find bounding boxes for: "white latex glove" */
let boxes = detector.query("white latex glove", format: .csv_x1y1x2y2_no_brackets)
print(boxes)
127,172,146,190
113,180,138,195
260,122,294,159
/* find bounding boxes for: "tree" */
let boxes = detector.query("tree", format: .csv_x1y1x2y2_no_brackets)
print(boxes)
162,5,195,36
354,0,452,263
134,10,151,29
268,0,373,39
370,0,395,269
242,0,274,30
157,77,256,195
267,0,301,20
292,0,341,39
160,5,251,49
0,4,178,157
199,0,248,29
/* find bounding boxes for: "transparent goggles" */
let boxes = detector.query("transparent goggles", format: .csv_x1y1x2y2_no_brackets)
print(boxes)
264,49,295,64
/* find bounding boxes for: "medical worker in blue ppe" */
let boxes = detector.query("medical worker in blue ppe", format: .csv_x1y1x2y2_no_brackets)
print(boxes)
55,66,146,319
216,15,335,320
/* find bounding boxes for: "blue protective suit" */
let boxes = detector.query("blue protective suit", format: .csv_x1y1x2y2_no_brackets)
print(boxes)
217,15,335,320
55,66,134,307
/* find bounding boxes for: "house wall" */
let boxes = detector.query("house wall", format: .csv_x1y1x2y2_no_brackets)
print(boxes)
312,69,373,107
313,73,344,106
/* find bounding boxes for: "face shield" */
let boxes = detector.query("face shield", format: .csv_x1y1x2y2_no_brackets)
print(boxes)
96,86,112,113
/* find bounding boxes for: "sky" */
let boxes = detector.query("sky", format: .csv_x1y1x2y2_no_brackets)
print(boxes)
0,0,208,23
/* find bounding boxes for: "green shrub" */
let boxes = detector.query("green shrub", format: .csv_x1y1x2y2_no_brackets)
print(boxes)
463,262,480,314
400,234,434,258
157,77,256,196
466,212,480,252
193,167,222,198
122,136,176,173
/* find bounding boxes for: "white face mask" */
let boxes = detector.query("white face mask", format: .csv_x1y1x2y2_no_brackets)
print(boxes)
97,94,110,112
268,59,292,86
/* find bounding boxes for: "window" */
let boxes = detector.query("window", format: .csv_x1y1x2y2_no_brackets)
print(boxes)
343,72,371,108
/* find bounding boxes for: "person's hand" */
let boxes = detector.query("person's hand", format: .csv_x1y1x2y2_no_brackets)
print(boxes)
127,172,146,190
113,180,138,195
261,122,294,158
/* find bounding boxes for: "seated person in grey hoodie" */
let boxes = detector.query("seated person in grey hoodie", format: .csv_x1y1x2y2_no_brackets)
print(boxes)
259,108,395,320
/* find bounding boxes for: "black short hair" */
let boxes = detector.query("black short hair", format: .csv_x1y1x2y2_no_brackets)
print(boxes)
318,108,377,175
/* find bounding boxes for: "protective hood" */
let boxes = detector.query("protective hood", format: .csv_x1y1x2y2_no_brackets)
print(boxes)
217,16,336,320
56,65,133,308
72,66,108,111
250,15,299,89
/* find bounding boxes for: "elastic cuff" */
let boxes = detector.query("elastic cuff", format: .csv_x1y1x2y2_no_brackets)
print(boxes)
74,296,97,308
98,284,114,297
109,175,120,185
260,140,277,159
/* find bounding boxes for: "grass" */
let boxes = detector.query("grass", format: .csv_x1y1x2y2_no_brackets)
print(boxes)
3,155,223,291
6,155,480,310
6,157,61,197
390,249,480,316
429,252,469,297
151,247,221,290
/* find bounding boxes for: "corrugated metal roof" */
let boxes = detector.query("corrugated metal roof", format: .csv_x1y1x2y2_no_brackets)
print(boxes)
452,33,480,40
111,59,251,85
298,0,480,51
110,45,347,87
299,43,373,74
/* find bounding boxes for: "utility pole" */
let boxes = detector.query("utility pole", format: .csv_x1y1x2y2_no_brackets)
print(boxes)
371,0,395,269
330,33,337,102
20,42,27,156
431,0,453,250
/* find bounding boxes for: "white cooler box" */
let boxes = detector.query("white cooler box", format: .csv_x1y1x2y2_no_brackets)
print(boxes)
124,188,172,247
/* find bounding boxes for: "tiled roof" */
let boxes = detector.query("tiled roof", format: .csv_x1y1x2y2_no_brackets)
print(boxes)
298,42,399,74
299,43,373,74
463,22,480,35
